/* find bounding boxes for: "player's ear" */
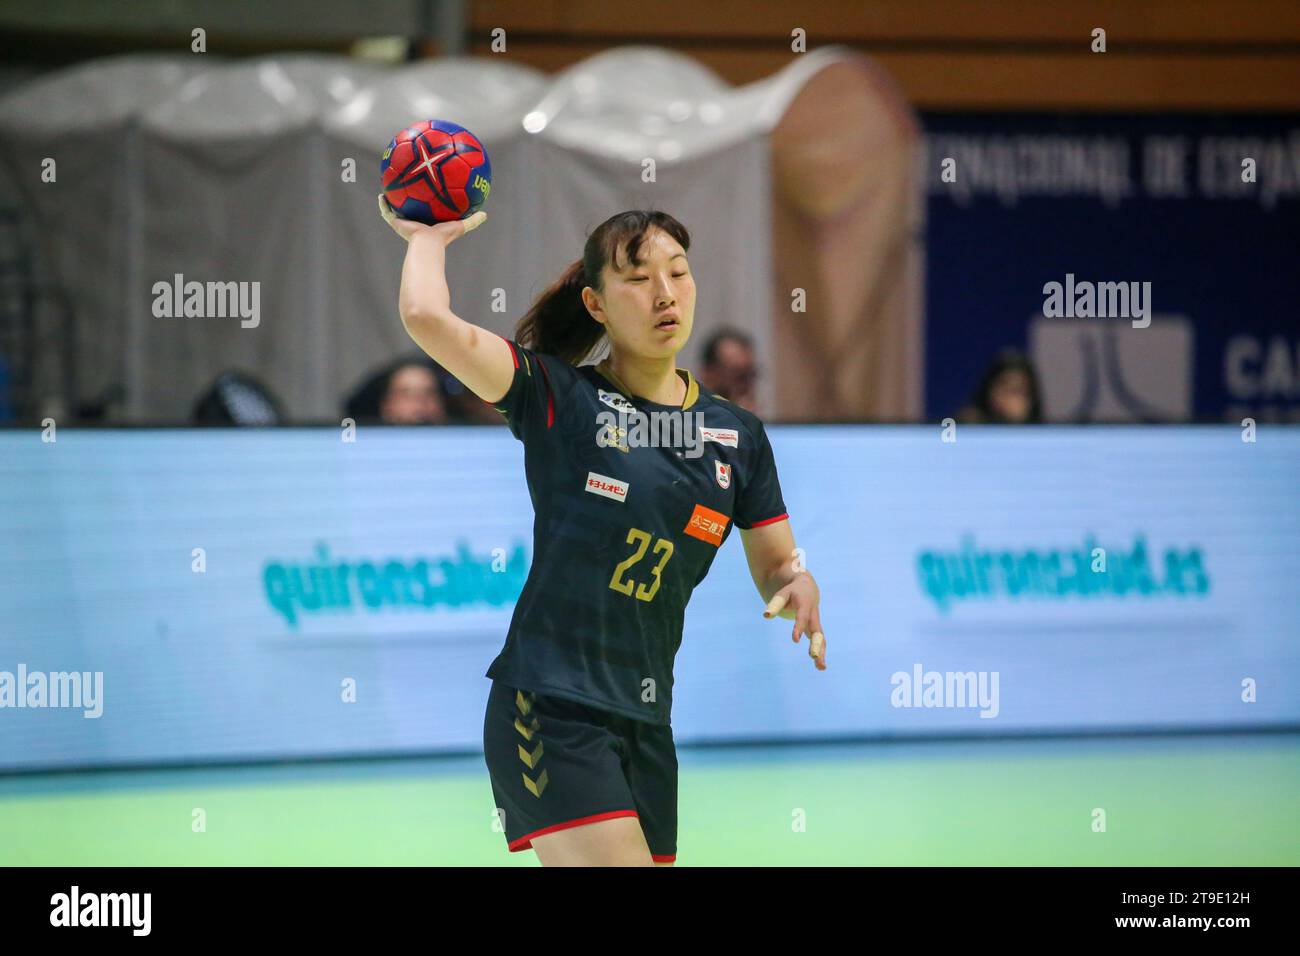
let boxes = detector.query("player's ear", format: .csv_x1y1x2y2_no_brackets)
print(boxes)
581,287,604,323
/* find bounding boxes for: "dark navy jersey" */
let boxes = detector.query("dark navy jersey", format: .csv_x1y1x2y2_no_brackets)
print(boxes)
484,337,788,725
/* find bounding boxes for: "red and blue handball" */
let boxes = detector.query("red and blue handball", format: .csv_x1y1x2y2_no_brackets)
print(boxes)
380,119,492,225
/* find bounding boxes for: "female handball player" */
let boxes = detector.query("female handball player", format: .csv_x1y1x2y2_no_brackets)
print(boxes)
381,199,827,866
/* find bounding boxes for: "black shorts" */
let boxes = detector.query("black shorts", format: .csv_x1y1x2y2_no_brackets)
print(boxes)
482,679,678,862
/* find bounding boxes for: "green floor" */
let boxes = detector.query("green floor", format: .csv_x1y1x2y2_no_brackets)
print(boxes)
2,734,1296,865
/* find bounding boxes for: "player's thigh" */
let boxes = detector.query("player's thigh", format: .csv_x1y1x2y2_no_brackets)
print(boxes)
622,720,679,863
530,814,656,867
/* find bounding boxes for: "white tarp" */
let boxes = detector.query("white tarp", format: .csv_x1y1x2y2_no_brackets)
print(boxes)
0,46,919,422
0,55,205,411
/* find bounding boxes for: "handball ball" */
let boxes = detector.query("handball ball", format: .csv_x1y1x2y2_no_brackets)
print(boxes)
380,119,491,225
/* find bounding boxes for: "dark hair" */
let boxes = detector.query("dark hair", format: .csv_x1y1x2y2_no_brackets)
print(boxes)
192,370,284,426
702,328,754,366
968,349,1043,423
343,354,442,422
514,210,691,365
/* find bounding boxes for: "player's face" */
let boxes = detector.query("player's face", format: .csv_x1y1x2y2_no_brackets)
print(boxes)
589,228,695,360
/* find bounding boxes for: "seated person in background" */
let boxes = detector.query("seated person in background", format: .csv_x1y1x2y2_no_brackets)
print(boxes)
957,349,1043,424
344,355,448,425
697,328,758,411
192,370,284,426
439,368,509,425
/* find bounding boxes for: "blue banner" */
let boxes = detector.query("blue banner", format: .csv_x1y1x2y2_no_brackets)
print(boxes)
2,426,1297,770
922,114,1300,423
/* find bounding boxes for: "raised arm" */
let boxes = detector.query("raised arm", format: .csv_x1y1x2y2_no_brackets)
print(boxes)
380,197,515,405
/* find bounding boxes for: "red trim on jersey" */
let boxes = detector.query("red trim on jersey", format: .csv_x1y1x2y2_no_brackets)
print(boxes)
534,355,556,428
749,512,789,528
500,334,520,368
507,809,640,852
651,853,677,863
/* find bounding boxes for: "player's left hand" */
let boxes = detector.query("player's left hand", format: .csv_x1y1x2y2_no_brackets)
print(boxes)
763,572,826,670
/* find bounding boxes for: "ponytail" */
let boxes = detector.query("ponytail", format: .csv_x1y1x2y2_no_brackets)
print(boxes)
514,259,605,366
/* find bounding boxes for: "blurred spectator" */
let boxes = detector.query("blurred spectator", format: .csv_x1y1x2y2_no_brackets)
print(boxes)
75,384,127,423
192,371,284,426
344,356,449,425
440,370,508,425
958,349,1043,424
698,328,758,410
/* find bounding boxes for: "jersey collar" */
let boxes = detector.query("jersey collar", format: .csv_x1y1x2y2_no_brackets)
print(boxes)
596,359,699,411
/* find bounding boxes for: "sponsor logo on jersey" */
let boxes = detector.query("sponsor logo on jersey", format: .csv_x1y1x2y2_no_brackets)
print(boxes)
684,503,730,547
597,422,630,452
585,471,629,502
714,460,732,488
598,389,636,414
701,426,739,447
